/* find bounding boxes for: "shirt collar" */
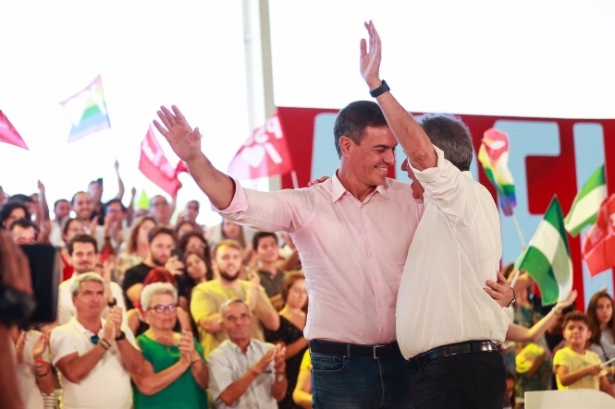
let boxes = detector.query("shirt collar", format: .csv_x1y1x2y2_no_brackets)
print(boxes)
71,316,105,337
331,171,391,203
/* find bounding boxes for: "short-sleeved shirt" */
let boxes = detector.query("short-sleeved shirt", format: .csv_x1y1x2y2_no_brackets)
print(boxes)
133,333,208,409
190,279,273,357
50,317,138,409
258,269,286,310
208,339,277,409
300,349,311,371
553,346,604,390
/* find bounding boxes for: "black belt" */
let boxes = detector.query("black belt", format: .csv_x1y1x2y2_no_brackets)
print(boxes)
408,340,498,371
310,339,402,359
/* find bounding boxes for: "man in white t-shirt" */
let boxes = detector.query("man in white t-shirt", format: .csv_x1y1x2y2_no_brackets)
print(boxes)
50,273,144,409
361,21,510,409
58,233,126,325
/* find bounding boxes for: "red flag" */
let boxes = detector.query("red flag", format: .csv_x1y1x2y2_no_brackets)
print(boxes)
227,112,293,180
582,194,615,277
139,126,182,196
0,111,28,150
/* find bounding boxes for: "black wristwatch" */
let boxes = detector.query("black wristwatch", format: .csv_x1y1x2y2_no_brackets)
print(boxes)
115,330,126,341
506,287,516,308
107,298,117,307
0,284,36,327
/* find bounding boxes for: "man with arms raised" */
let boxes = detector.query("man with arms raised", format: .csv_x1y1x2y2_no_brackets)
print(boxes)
361,21,510,408
154,74,512,408
191,240,280,357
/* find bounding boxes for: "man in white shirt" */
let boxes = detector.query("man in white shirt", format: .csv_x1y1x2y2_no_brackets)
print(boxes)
50,273,144,409
361,21,510,409
58,234,126,325
208,299,287,409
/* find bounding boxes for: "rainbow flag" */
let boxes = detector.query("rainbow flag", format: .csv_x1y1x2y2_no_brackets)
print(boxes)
60,75,110,143
478,128,516,216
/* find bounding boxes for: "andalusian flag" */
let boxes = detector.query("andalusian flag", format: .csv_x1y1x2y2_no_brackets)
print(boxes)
564,164,606,237
60,75,111,142
478,128,516,216
515,196,572,305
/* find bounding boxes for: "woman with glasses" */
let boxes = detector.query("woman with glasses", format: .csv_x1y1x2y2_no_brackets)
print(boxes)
132,282,209,409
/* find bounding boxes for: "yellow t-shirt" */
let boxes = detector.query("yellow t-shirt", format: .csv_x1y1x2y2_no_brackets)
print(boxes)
300,349,312,371
190,279,274,357
553,346,604,390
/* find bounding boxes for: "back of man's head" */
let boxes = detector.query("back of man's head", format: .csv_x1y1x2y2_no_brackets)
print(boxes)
334,101,388,159
417,114,473,172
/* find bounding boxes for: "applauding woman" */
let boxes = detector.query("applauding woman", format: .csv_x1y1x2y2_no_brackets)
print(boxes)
131,283,209,409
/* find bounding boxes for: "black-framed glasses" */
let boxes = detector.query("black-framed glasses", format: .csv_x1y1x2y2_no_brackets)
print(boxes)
90,335,100,345
148,304,178,314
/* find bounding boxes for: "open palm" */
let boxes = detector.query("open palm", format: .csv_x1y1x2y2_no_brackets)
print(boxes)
154,105,202,163
360,20,382,88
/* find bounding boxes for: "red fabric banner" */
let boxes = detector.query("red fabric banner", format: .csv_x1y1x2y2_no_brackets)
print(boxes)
138,126,181,196
227,112,293,180
583,194,615,277
0,110,28,150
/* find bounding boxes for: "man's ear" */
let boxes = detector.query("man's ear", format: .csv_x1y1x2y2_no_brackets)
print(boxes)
339,136,354,158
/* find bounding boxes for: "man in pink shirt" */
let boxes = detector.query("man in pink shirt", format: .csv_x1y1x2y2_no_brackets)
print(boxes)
154,82,512,409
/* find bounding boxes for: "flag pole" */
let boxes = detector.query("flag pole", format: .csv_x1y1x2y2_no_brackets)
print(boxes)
290,170,299,189
511,213,526,248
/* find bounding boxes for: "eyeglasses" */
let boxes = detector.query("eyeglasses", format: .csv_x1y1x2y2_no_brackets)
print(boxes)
148,304,178,314
90,335,100,345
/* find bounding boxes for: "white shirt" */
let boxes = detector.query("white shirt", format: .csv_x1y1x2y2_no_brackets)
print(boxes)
57,274,126,325
16,330,50,409
208,339,277,409
50,317,137,409
396,146,510,358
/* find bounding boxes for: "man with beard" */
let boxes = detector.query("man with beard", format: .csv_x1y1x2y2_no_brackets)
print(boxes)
122,226,185,310
71,191,107,250
58,234,126,325
191,240,280,357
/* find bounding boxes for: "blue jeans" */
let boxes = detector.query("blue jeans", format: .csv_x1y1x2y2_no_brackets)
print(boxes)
311,351,414,409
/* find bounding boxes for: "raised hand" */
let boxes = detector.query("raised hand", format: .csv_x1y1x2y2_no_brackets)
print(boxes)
154,105,202,163
103,315,117,343
114,160,120,172
165,255,185,276
252,345,278,375
274,345,286,373
360,20,383,89
554,290,578,312
32,332,49,360
307,175,330,187
15,331,27,364
37,180,46,193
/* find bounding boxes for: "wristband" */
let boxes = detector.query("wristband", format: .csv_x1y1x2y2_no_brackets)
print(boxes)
108,298,117,307
115,331,126,341
35,370,49,378
369,80,390,98
34,357,46,367
99,339,111,350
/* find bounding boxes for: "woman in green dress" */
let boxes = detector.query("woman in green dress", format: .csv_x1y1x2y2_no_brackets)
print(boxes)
131,282,209,409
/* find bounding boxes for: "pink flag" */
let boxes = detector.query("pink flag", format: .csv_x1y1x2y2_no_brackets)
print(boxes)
227,112,293,180
0,111,28,150
139,126,182,196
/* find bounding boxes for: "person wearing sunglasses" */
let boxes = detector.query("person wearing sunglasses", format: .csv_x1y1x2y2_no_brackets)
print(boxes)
50,273,144,409
131,282,209,409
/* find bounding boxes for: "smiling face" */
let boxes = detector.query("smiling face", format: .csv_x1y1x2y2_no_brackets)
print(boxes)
72,192,93,221
185,252,207,282
342,126,397,190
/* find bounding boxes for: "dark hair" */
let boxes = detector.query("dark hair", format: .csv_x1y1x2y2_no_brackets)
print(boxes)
127,216,157,254
54,199,70,210
179,231,209,254
333,101,388,158
252,231,278,251
62,217,82,236
221,219,247,248
501,263,515,280
175,220,204,238
105,198,126,212
9,218,38,232
186,200,200,209
281,271,306,305
183,251,214,289
67,233,98,255
8,194,34,204
416,114,473,172
148,226,176,244
587,291,615,345
71,191,89,205
563,311,590,329
0,202,30,228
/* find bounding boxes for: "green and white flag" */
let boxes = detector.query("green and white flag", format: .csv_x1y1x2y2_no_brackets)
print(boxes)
564,164,606,237
515,196,572,305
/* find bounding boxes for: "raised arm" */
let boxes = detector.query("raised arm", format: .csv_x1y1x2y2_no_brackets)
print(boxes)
154,106,235,209
37,180,50,222
113,160,125,201
360,21,437,171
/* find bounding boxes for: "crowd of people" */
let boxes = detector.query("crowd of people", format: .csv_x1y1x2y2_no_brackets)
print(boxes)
2,19,615,409
1,179,309,408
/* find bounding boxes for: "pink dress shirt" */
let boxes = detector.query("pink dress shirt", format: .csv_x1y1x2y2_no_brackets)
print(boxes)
217,173,422,345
